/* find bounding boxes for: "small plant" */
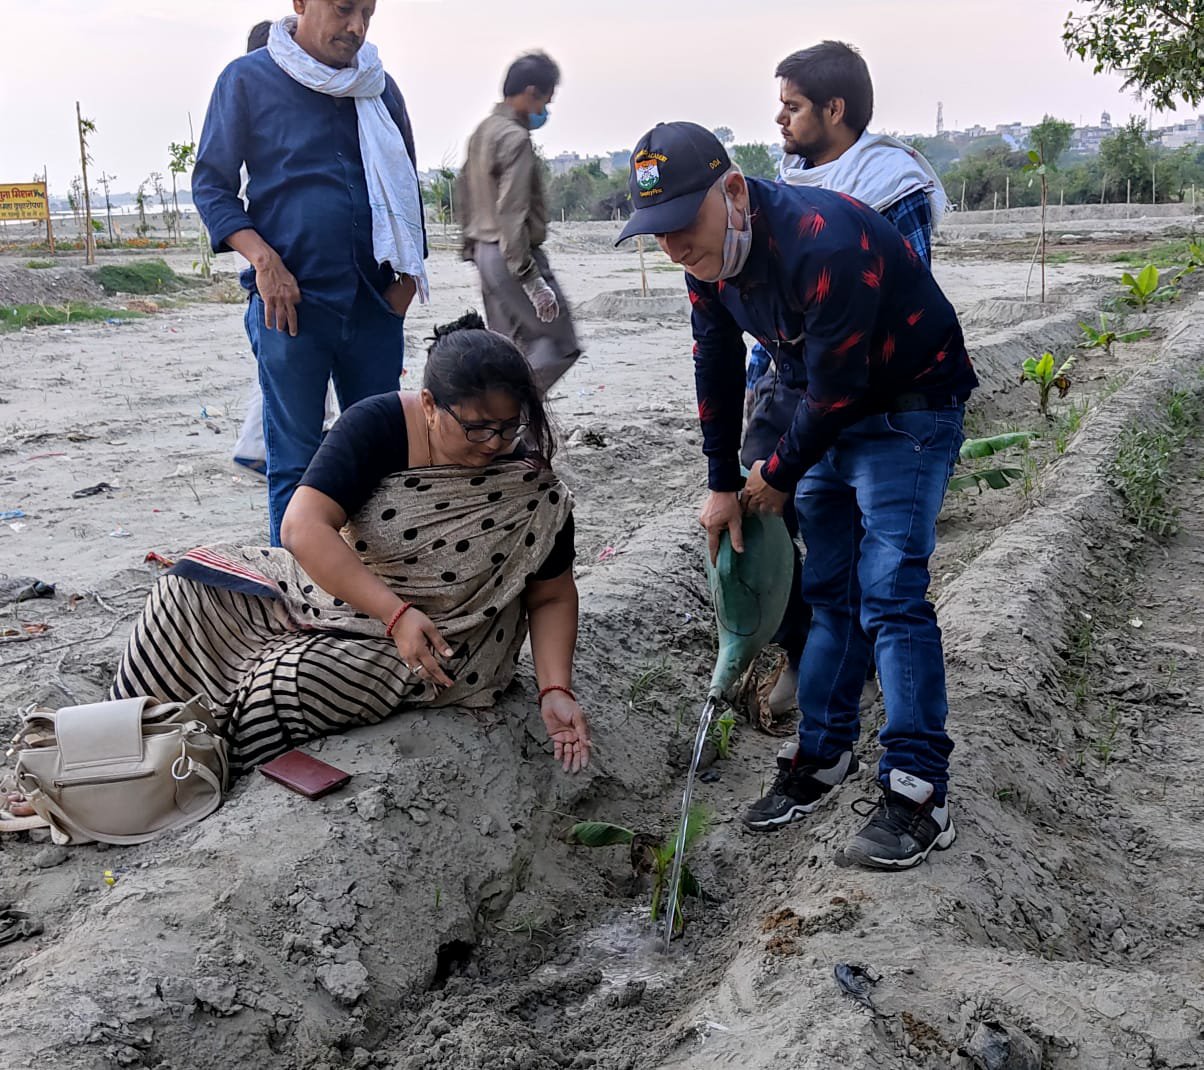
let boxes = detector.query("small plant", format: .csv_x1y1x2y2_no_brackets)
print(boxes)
25,260,54,270
1172,240,1204,284
709,709,736,759
949,431,1038,494
566,805,711,937
1110,388,1200,535
1093,703,1121,768
626,657,671,718
1078,313,1150,355
1021,352,1076,417
1119,264,1176,309
1054,399,1091,454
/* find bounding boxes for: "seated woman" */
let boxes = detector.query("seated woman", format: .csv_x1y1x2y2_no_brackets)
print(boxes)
111,315,590,775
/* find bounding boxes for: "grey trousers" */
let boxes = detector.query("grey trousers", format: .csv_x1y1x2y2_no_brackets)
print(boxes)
471,242,581,394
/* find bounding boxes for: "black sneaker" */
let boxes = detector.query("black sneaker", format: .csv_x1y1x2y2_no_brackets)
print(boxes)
742,742,858,831
843,769,956,869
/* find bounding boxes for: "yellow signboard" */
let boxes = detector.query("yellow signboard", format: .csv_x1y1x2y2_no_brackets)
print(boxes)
0,182,50,222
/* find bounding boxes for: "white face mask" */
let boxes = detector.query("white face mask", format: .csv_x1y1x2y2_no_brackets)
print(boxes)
698,184,753,283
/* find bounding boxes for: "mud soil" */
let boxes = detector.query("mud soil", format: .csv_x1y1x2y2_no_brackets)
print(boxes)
0,231,1201,1070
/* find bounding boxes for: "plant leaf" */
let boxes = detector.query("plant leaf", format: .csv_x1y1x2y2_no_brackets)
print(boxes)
1117,329,1151,343
959,432,1038,460
565,820,636,847
680,864,705,900
1136,264,1159,295
980,467,1024,490
948,473,982,494
1035,353,1054,380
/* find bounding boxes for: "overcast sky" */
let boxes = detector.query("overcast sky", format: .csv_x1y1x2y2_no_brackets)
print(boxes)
2,0,1198,194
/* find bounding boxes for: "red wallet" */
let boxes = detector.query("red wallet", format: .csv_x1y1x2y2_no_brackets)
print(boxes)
259,749,351,799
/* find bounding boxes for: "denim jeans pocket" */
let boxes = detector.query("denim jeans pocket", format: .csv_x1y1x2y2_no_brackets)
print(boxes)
883,410,941,450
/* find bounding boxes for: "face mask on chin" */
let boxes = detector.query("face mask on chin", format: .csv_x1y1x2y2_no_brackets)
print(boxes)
697,184,753,284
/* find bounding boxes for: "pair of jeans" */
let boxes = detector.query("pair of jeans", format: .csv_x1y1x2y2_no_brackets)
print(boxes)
794,406,964,801
248,286,405,545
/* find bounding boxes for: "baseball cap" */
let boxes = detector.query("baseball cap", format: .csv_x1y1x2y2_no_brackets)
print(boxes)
615,122,731,244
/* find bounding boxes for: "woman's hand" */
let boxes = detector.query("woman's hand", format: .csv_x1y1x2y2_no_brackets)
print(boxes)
391,608,455,688
540,691,591,774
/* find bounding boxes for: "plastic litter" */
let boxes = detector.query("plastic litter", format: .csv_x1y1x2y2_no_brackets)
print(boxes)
72,482,114,499
0,510,25,522
597,546,617,563
833,963,881,1015
144,552,176,569
959,1020,1042,1070
0,578,55,604
108,527,133,538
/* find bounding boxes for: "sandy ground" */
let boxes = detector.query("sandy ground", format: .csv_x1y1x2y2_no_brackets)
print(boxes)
0,223,1201,1070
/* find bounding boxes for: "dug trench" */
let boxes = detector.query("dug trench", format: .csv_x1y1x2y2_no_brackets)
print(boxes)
0,284,1200,1070
374,295,1204,1070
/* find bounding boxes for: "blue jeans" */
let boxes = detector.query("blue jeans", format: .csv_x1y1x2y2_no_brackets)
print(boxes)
248,286,405,545
794,406,964,801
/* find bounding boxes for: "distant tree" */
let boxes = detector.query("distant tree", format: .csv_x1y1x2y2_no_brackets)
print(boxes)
1100,117,1153,200
730,142,777,180
168,141,197,242
1027,116,1075,169
906,135,959,175
712,126,735,146
1064,1,1204,110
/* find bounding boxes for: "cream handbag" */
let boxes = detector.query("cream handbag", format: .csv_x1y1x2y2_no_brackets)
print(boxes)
12,695,229,845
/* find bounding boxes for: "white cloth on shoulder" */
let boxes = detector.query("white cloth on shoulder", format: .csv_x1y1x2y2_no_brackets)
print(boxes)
267,17,428,301
778,131,949,233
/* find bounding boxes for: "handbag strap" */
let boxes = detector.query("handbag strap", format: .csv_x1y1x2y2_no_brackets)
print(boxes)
29,759,224,846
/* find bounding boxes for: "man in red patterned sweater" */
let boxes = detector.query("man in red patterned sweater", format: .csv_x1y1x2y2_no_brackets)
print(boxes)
618,122,977,870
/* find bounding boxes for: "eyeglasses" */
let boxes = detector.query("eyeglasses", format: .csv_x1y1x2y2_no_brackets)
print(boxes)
439,404,528,444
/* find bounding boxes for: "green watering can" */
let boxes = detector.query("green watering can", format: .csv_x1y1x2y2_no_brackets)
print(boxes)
704,510,796,700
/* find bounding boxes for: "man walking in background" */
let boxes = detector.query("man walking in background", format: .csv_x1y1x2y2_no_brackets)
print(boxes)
618,122,975,869
459,52,581,393
743,41,948,718
193,0,426,545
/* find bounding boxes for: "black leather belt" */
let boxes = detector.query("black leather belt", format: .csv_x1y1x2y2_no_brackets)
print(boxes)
887,392,961,413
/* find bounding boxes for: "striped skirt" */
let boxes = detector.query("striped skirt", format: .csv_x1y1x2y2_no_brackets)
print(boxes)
111,574,421,772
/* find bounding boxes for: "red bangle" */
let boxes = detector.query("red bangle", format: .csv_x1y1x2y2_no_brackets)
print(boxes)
538,684,576,704
384,603,412,637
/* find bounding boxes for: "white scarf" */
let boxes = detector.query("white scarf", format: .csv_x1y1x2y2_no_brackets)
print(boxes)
268,17,428,301
778,131,948,234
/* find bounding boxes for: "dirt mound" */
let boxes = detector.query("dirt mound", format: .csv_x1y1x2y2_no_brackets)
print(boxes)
0,265,105,306
576,288,688,321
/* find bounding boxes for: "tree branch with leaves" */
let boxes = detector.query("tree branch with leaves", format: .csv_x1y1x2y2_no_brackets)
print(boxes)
1063,1,1204,110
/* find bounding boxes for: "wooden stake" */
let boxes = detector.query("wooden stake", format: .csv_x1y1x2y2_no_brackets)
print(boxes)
1005,174,1010,210
44,165,55,256
1152,161,1157,205
960,179,966,212
76,101,95,265
637,235,649,297
992,190,998,224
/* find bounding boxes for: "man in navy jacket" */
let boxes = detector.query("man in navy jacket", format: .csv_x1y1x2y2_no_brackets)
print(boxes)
193,1,425,545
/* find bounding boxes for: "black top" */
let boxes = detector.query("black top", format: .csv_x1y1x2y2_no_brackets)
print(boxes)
299,393,575,582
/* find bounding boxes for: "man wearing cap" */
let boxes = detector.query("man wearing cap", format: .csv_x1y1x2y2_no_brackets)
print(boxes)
618,122,977,870
745,41,949,719
459,51,581,393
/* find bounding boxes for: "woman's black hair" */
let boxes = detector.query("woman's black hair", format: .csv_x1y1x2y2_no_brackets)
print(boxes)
425,312,556,464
